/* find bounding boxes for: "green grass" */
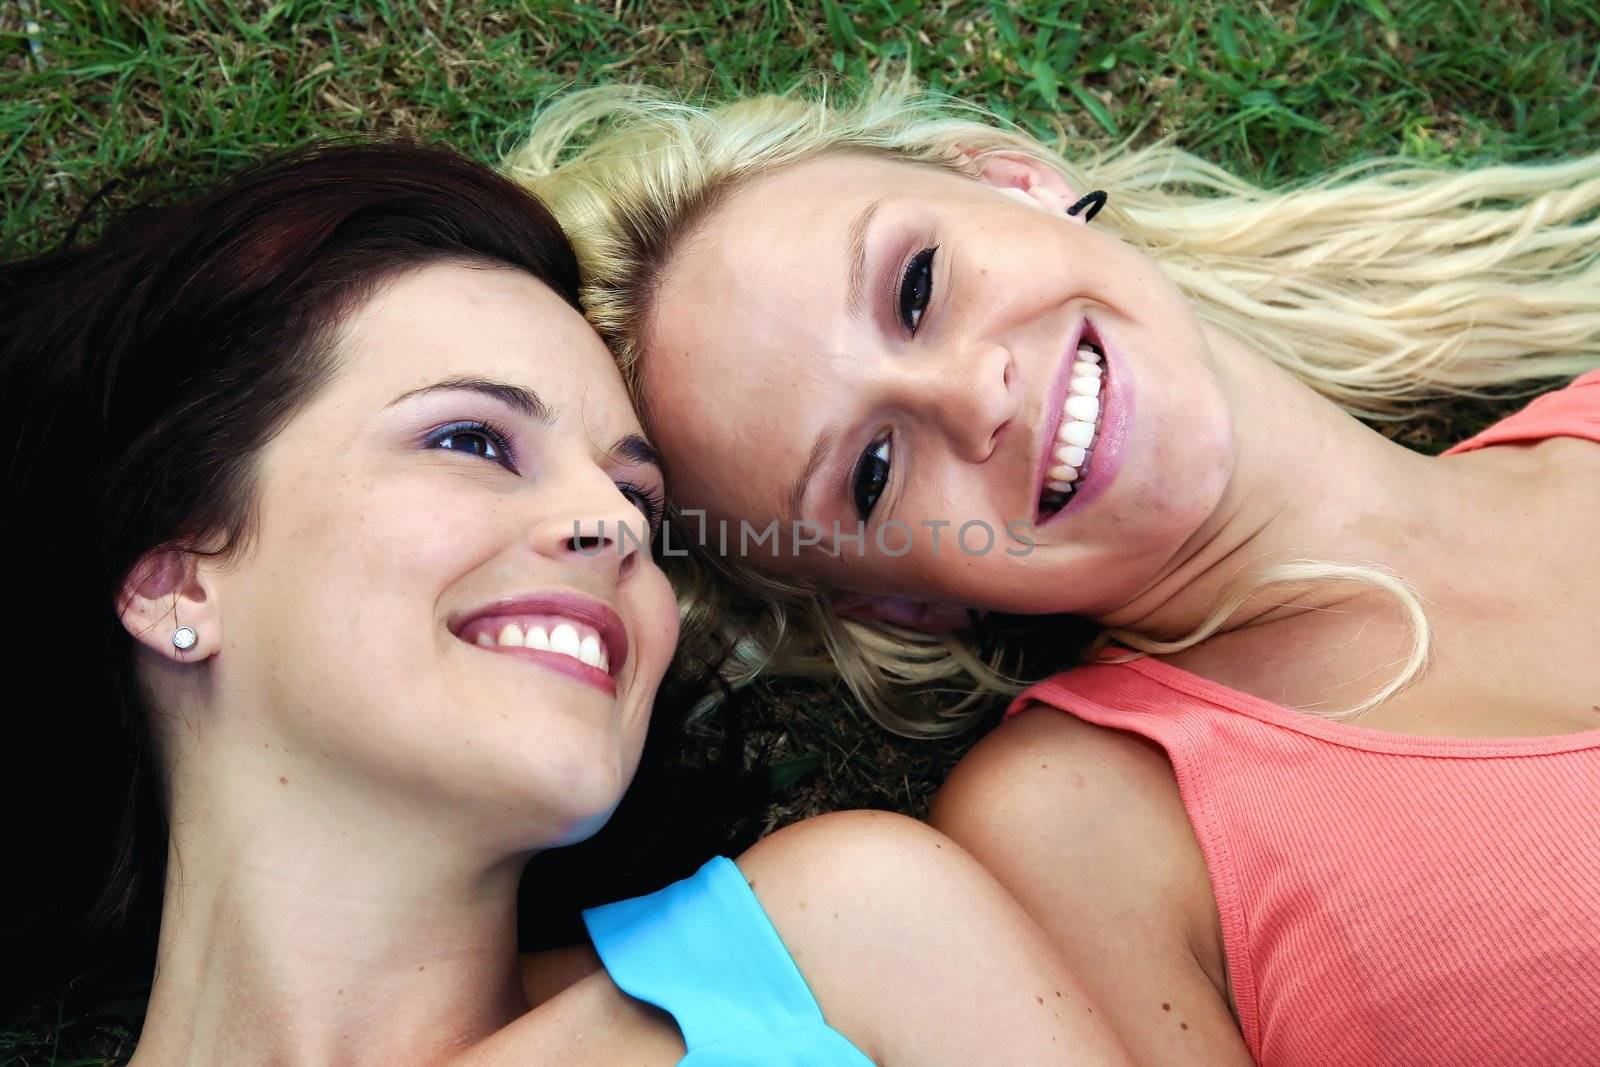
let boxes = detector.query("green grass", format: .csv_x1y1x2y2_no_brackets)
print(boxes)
3,1,1597,1061
5,0,1599,256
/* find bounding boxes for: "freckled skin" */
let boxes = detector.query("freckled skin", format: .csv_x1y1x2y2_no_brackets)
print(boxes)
932,709,1256,1064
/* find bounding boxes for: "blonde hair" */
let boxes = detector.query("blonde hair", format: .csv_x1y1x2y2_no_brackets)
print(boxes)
506,79,1600,735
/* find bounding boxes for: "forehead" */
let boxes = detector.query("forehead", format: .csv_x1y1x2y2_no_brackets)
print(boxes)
660,153,960,320
643,155,962,518
335,260,636,429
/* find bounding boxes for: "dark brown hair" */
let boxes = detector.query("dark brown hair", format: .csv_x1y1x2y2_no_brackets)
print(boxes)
0,142,583,1000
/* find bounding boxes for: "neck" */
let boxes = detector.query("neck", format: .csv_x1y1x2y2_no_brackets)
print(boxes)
1097,325,1492,645
131,722,533,1067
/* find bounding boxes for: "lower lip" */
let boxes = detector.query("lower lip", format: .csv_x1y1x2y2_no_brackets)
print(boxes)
469,644,618,696
1041,326,1133,525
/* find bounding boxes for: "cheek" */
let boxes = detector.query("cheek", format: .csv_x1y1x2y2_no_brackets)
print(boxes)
311,474,492,598
629,564,682,691
231,466,504,691
1139,350,1236,534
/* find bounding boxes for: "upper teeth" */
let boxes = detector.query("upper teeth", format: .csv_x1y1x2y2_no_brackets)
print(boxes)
1045,343,1105,492
472,617,611,672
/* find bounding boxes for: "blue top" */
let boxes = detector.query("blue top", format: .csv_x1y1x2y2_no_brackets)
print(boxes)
583,856,876,1066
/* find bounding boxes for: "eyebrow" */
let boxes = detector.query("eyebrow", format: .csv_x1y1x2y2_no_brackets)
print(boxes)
783,421,842,525
610,433,663,474
845,198,884,320
387,377,554,424
391,380,663,475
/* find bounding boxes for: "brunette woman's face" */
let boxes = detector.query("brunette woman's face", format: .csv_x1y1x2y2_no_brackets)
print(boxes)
643,153,1237,619
209,262,677,847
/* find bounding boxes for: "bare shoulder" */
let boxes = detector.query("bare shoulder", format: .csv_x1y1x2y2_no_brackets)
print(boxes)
736,811,1135,1065
931,706,1249,1065
732,811,994,987
734,809,1069,960
934,705,1209,908
736,809,959,907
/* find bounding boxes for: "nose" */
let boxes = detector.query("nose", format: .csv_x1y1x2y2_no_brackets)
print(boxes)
526,471,649,583
903,337,1019,462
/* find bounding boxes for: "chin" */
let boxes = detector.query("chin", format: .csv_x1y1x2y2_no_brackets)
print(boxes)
528,740,640,845
545,800,628,850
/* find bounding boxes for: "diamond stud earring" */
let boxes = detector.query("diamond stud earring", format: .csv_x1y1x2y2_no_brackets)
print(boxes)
172,626,197,651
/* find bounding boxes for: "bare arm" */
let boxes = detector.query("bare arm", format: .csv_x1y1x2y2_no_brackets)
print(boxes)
464,808,1132,1065
519,945,602,1010
931,707,1254,1067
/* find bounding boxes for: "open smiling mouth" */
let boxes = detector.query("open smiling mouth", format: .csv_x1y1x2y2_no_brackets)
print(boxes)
466,617,614,671
452,596,630,697
1037,327,1107,521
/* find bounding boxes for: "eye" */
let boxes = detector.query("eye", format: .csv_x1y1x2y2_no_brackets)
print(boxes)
852,434,892,520
425,420,517,473
897,246,937,334
616,480,665,536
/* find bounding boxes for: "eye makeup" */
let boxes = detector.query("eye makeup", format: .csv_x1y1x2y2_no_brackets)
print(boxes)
424,418,519,473
898,247,938,333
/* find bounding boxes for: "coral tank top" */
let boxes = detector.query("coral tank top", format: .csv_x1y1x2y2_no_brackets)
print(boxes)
1009,369,1600,1067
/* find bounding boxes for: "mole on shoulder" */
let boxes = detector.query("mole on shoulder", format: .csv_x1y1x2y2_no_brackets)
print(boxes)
1161,1002,1170,1012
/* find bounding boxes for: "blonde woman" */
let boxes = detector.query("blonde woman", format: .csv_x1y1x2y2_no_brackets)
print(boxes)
511,84,1600,1066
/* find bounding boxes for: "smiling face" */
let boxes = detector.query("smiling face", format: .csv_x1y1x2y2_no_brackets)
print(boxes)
206,262,678,848
642,153,1239,619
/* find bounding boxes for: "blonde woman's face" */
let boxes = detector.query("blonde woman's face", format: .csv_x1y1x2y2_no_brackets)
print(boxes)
644,153,1237,619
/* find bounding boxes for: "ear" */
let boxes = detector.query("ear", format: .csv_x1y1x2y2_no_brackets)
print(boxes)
117,548,221,661
966,150,1081,218
832,593,977,634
